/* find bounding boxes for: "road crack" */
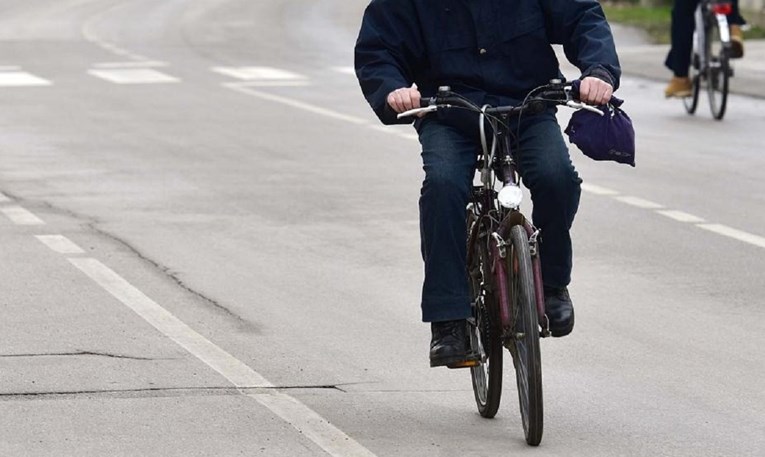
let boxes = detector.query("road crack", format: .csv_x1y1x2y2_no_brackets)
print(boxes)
0,351,160,361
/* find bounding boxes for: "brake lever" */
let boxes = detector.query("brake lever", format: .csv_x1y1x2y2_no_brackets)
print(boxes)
396,104,439,119
566,100,604,116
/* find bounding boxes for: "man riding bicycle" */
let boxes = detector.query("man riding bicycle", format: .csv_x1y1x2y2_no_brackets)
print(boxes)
355,0,621,367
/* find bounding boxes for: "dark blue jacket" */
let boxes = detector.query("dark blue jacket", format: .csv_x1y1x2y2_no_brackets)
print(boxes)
355,0,621,125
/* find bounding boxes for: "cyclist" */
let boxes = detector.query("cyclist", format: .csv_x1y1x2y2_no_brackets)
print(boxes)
355,0,620,367
665,0,746,97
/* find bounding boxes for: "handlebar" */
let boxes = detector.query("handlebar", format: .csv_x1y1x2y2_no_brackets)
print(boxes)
396,81,604,119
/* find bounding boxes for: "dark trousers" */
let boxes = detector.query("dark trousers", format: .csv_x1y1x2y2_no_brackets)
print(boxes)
417,113,582,322
665,0,746,77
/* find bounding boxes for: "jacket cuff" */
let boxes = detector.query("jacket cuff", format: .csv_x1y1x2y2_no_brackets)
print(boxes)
581,66,615,88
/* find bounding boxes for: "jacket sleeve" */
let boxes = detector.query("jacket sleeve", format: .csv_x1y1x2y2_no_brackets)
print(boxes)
354,0,423,125
539,0,621,90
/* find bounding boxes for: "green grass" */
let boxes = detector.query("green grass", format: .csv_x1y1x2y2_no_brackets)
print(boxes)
602,3,765,44
602,4,673,43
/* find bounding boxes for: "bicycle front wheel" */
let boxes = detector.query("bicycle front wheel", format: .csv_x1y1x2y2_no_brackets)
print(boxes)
706,22,730,120
507,225,543,446
468,215,503,418
683,52,701,114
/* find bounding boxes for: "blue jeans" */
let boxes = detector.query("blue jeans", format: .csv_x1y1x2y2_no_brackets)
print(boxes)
417,113,582,322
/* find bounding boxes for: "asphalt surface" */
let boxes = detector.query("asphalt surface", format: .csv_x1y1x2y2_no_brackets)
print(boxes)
0,1,764,456
613,24,765,99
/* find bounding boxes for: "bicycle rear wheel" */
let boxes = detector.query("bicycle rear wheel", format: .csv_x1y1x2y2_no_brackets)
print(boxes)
706,22,729,120
507,225,543,446
468,215,503,418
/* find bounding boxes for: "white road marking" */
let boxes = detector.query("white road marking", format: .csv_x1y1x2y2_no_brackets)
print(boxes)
332,67,356,75
253,392,376,457
614,196,664,209
657,210,705,223
35,235,85,254
232,80,311,87
1,206,45,225
0,71,52,87
0,191,9,202
696,224,765,249
222,81,765,257
581,183,619,196
68,257,378,457
93,61,168,69
82,16,151,64
0,66,21,71
88,68,180,84
225,83,368,125
212,66,306,81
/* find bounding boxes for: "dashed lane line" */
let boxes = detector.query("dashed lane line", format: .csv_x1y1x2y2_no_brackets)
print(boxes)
580,187,764,250
68,257,377,457
35,235,85,255
332,67,356,75
614,195,664,209
657,210,706,223
224,83,765,252
1,206,45,225
697,224,765,249
580,183,619,196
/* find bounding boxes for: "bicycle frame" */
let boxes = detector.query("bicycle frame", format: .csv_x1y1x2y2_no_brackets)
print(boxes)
466,113,550,339
693,0,731,71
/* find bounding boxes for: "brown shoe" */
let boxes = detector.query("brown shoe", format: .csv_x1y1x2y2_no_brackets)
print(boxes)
664,77,692,98
730,25,744,59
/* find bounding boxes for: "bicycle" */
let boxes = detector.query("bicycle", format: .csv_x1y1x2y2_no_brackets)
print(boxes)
398,81,602,445
683,0,735,120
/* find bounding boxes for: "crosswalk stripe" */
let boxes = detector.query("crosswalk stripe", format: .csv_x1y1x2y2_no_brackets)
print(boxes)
88,68,180,84
1,206,45,225
92,61,168,69
212,66,306,81
0,71,52,87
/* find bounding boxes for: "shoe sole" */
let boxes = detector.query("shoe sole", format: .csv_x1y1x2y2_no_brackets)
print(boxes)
550,313,575,338
430,352,480,368
665,90,692,99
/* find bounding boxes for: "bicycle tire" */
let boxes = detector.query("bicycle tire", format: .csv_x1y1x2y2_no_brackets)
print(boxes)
706,22,729,120
507,225,543,446
468,214,503,418
683,54,700,114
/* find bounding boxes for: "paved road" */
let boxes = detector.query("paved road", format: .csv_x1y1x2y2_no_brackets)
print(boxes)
0,1,763,456
613,24,765,99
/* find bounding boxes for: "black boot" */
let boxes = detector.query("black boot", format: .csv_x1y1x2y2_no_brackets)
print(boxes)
544,286,575,337
429,319,472,367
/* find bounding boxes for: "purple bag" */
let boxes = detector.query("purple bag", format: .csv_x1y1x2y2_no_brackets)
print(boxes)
564,80,636,167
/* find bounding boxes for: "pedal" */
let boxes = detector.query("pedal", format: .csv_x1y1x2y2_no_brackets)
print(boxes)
447,359,480,369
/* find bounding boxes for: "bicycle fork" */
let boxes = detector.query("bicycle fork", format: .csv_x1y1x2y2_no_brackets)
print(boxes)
490,222,550,341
